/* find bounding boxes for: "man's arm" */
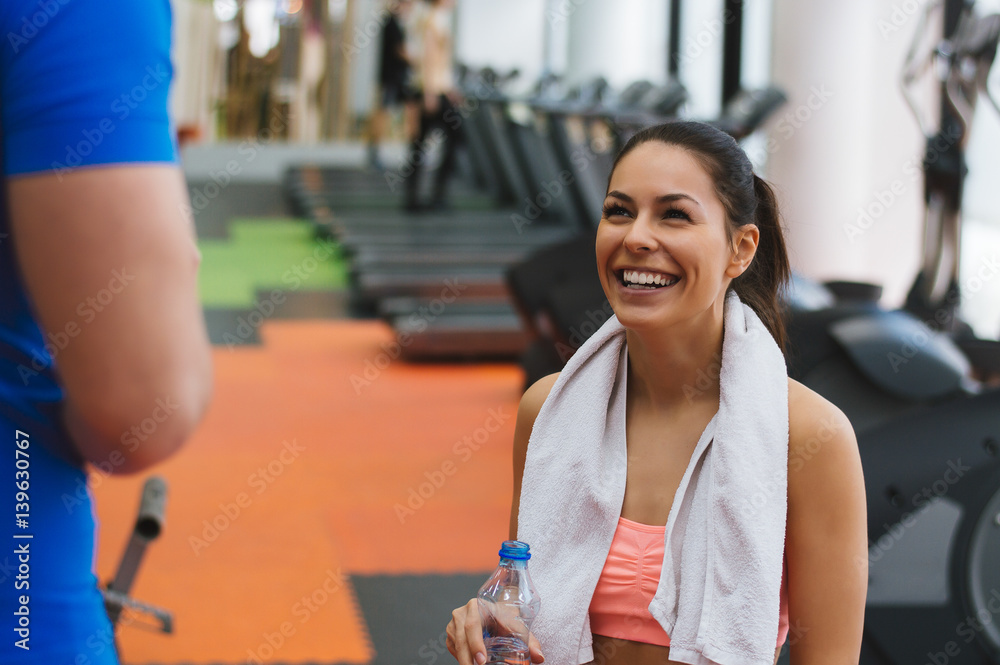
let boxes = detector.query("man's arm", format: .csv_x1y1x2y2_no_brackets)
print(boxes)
9,165,213,473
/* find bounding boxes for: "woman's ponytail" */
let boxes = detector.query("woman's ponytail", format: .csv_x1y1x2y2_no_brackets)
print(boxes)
731,175,790,352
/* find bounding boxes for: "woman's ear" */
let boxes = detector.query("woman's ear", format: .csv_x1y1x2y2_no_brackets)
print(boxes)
726,224,760,278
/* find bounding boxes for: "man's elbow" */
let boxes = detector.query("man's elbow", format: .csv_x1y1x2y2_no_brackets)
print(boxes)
114,387,211,474
113,421,197,474
75,367,213,475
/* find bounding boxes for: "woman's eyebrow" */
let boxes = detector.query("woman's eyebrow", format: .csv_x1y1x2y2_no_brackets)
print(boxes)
605,190,634,203
656,193,701,208
605,190,702,208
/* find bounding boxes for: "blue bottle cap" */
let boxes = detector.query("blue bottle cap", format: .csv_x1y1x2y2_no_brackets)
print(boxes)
499,540,531,560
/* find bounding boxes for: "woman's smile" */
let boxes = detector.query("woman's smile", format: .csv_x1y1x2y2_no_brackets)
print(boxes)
611,269,682,297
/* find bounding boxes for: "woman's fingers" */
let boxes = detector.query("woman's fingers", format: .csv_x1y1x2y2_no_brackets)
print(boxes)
462,598,488,665
446,605,471,664
450,598,542,664
446,599,486,665
528,631,545,663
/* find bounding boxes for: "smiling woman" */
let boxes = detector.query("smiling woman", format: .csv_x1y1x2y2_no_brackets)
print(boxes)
446,121,868,665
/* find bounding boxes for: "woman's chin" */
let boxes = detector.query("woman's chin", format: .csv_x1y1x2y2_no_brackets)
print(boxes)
610,308,671,332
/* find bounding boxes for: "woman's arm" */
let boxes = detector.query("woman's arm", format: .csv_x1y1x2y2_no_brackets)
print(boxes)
785,378,868,663
448,373,558,665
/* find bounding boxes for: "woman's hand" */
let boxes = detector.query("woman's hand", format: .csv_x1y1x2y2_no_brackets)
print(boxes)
446,598,544,664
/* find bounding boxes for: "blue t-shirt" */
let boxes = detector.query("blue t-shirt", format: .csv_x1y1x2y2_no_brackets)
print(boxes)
0,1,176,661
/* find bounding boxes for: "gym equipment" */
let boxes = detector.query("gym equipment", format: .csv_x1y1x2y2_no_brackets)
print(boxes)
102,476,173,654
900,2,1000,333
284,165,495,215
383,297,530,361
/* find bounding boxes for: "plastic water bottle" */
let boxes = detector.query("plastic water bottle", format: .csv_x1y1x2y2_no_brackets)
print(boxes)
477,540,540,665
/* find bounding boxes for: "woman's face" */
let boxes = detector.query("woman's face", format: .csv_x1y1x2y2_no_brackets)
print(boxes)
595,141,754,333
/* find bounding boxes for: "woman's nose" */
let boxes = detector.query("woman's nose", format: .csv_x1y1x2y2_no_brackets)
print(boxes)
622,214,659,253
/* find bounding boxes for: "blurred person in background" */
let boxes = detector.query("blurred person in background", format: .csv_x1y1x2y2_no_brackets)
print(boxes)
1,0,213,662
404,0,462,212
368,0,419,171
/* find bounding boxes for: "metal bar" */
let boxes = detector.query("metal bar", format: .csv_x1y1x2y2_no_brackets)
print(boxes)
668,0,682,78
104,477,168,626
721,0,744,105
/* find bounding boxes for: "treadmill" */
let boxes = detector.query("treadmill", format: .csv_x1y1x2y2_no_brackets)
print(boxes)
335,87,593,305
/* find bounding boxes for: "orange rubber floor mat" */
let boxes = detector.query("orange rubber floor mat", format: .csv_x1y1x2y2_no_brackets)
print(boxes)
91,320,523,664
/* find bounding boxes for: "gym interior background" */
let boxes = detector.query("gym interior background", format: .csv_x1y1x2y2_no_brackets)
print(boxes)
92,1,1000,664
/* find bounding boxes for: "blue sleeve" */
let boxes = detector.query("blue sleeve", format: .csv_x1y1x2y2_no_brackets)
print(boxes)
1,0,177,176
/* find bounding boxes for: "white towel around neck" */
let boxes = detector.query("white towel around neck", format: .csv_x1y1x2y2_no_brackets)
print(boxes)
517,290,789,665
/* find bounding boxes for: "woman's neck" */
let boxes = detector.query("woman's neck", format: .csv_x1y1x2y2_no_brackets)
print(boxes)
624,305,726,412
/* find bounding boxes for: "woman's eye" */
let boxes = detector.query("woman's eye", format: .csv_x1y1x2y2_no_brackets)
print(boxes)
664,208,691,221
602,205,630,218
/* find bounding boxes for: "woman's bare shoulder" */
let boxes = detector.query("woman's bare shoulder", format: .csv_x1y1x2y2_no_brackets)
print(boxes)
512,373,560,459
787,377,853,440
518,372,560,421
786,377,860,477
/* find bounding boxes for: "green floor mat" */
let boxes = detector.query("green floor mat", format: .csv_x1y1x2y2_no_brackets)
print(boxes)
198,218,348,308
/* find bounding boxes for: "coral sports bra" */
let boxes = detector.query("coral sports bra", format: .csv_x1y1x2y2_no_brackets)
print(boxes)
589,516,790,647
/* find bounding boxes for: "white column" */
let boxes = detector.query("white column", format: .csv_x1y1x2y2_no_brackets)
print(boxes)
562,0,668,90
674,0,724,118
347,0,380,116
543,0,570,76
454,0,547,95
766,0,927,304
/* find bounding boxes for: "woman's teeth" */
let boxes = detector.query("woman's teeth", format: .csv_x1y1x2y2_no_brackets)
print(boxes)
622,270,679,289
